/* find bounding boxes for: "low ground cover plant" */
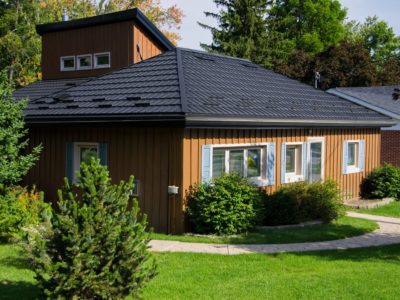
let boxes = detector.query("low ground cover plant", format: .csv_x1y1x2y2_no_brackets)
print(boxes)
27,159,156,299
186,173,263,235
361,164,400,200
264,180,344,225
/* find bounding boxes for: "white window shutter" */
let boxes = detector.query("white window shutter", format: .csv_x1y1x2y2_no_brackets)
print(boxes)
343,141,348,175
201,145,213,183
302,142,308,179
267,143,276,186
359,140,365,172
281,143,286,184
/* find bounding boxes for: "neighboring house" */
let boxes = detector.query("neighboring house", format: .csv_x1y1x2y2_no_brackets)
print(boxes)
328,86,400,166
15,9,394,233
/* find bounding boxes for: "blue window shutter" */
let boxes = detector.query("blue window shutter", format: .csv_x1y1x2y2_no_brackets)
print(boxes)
267,143,276,186
99,143,108,166
359,140,365,172
202,145,212,183
343,141,348,175
281,143,286,184
302,142,307,179
66,142,74,183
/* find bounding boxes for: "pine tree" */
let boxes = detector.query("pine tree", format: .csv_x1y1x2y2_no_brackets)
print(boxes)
200,0,271,66
29,159,157,299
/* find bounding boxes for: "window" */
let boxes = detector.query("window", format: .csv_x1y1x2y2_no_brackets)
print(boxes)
60,56,75,71
343,140,365,174
77,54,92,70
202,143,276,187
282,142,306,183
94,52,111,69
73,143,99,181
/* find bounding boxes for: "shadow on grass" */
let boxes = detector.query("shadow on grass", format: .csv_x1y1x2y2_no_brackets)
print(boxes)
0,280,40,300
0,256,32,270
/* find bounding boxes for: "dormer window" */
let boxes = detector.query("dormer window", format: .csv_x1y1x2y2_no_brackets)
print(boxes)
60,56,75,71
77,54,92,70
94,52,111,69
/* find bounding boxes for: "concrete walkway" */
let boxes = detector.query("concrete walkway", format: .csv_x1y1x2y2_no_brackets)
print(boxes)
149,212,400,255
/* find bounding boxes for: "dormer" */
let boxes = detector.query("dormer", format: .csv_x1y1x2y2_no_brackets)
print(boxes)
36,9,175,80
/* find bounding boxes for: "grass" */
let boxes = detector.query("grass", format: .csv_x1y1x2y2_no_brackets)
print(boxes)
151,216,378,244
142,244,400,300
2,242,400,299
352,201,400,218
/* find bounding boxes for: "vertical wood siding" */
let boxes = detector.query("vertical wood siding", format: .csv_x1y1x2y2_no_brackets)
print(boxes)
25,126,183,233
182,128,381,201
41,21,166,80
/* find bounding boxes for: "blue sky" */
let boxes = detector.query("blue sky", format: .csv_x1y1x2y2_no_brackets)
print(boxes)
161,0,400,49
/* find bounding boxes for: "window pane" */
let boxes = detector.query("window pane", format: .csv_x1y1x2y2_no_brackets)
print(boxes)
310,142,322,182
80,147,98,164
229,150,244,177
212,149,225,178
286,146,295,173
247,149,261,177
97,54,110,66
347,143,357,166
79,56,91,67
63,58,74,68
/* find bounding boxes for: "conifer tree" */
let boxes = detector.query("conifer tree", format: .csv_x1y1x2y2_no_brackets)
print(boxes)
29,159,156,299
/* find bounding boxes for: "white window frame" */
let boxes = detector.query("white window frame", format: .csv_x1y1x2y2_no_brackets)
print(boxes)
344,140,363,174
73,142,99,181
60,56,76,71
94,52,111,69
284,142,305,183
210,143,270,187
76,54,93,70
307,137,325,182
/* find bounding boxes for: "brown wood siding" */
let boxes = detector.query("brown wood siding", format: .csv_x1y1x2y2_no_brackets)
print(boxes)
133,23,164,63
41,22,166,80
182,128,381,201
25,125,184,233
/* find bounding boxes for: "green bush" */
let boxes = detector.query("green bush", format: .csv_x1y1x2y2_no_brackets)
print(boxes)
361,164,400,200
264,180,344,226
28,159,156,299
0,186,50,241
186,173,263,235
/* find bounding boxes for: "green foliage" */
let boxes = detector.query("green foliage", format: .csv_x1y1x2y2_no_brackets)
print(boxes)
0,71,41,189
0,186,50,242
264,180,344,225
186,173,263,235
200,0,271,66
28,158,156,299
361,164,400,200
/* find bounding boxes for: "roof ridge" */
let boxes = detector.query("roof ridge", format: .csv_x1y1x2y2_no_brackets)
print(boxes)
177,47,253,63
176,48,188,113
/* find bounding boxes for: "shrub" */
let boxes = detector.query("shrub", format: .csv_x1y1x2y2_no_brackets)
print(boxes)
186,173,263,235
28,159,156,299
264,180,344,225
0,186,50,241
361,164,400,200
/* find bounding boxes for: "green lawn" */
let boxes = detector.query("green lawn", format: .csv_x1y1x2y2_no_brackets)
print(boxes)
2,242,400,299
352,201,400,218
151,216,378,244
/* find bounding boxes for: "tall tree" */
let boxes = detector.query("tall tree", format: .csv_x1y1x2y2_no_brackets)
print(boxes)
199,0,272,66
268,0,347,54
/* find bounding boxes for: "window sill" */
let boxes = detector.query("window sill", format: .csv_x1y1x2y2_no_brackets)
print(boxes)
345,166,362,174
285,175,304,183
249,178,271,187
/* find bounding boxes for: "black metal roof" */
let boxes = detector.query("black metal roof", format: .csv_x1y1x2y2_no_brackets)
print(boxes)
15,48,394,127
36,8,175,50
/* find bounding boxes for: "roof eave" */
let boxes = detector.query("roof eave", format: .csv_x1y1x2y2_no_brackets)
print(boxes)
184,115,396,129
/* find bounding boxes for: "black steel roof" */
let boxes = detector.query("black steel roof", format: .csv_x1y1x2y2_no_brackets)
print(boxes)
36,8,175,50
15,48,394,127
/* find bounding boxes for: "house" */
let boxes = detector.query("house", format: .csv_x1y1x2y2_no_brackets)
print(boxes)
328,86,400,166
15,9,394,233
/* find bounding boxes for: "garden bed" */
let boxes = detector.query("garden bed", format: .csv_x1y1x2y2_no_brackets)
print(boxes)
345,197,394,209
151,216,378,245
350,201,400,218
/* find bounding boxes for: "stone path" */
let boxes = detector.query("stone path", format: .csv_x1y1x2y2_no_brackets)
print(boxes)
149,212,400,255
